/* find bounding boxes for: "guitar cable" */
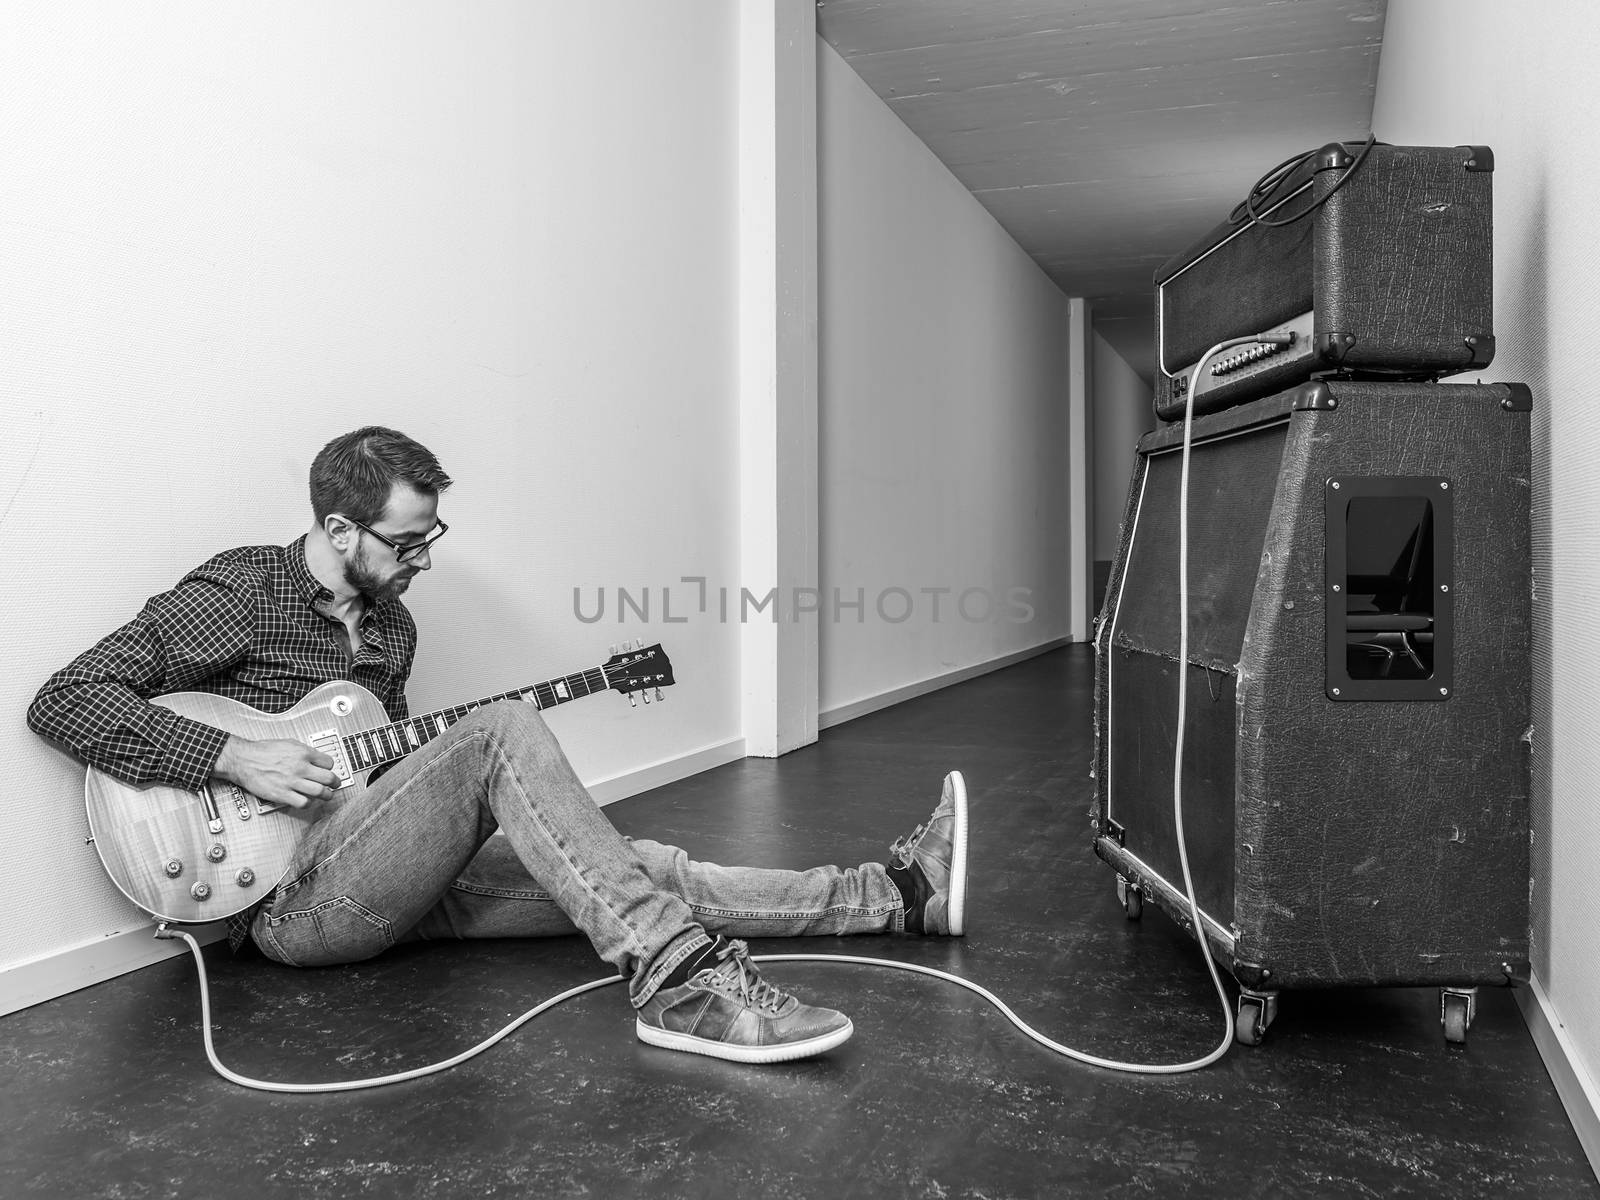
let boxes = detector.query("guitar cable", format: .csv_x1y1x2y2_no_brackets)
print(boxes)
156,335,1288,1089
159,928,1230,1090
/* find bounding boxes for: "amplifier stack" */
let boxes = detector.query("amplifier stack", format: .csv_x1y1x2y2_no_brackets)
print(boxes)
1094,140,1531,1048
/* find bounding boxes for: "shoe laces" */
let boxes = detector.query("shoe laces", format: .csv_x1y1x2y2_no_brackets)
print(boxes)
700,938,788,1015
889,822,928,868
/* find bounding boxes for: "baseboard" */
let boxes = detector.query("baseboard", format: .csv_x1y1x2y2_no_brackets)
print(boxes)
1,922,227,1018
1517,972,1600,1182
1,737,747,1017
586,736,747,806
819,637,1073,731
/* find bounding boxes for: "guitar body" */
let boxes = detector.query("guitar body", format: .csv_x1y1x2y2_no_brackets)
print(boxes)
85,681,391,924
83,642,674,925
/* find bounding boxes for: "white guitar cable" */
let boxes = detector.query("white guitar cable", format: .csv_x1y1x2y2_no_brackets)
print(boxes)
160,930,1225,1089
156,330,1295,1089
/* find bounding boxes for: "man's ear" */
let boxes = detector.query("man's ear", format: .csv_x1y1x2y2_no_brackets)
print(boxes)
324,513,356,552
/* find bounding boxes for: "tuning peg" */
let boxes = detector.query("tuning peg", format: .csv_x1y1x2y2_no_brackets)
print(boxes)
654,688,664,702
609,643,617,657
633,637,644,651
642,690,651,704
628,693,637,707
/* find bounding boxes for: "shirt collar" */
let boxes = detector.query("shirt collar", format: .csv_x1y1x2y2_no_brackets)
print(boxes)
286,534,336,609
288,533,402,629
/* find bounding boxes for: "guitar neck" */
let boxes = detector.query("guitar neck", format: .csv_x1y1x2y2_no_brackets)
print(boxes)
341,665,610,774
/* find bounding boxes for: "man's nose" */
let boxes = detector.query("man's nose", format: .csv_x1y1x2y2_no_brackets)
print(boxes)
411,547,433,571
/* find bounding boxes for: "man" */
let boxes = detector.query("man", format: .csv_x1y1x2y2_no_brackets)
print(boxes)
28,426,968,1066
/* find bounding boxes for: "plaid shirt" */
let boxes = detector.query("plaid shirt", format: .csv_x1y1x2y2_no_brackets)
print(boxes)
27,535,416,792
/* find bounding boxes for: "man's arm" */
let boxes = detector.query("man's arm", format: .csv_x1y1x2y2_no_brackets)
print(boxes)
30,575,342,807
28,579,253,791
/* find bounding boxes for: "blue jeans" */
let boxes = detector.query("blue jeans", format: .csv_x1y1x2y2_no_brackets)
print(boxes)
251,702,904,1005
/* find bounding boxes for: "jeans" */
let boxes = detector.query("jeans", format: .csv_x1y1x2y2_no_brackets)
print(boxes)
251,702,904,1005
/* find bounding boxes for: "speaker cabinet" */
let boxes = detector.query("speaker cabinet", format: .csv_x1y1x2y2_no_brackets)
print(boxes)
1093,379,1531,1044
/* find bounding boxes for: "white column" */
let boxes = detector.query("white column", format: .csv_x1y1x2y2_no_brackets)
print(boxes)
1067,297,1095,641
739,0,818,756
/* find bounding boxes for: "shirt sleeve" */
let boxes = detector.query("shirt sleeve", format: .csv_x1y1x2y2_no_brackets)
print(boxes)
27,578,255,791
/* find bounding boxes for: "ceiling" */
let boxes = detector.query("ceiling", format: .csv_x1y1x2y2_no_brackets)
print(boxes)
816,0,1387,382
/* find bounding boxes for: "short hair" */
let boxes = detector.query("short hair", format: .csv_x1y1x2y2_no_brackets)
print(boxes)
309,426,453,526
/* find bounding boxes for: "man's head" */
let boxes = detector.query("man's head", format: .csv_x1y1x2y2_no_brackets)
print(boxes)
309,426,453,603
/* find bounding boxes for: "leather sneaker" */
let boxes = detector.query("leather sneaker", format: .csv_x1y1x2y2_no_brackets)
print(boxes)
636,937,854,1064
887,770,969,936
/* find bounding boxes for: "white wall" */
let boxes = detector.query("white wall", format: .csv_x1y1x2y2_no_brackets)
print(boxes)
0,0,742,980
1372,0,1600,1153
816,41,1074,718
1091,330,1154,563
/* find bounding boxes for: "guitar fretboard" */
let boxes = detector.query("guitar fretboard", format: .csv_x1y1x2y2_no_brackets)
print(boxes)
341,667,609,773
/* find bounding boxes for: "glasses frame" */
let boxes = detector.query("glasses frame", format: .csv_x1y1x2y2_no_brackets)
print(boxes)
344,515,449,563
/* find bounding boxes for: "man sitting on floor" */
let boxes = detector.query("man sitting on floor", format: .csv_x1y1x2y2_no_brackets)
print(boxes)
28,425,969,1065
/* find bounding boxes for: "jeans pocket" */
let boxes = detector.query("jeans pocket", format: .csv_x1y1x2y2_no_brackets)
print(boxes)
260,895,395,967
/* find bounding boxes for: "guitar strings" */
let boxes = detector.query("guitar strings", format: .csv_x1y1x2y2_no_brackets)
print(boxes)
354,666,625,758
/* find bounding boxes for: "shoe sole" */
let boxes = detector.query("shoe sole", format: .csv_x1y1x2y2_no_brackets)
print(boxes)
946,770,969,936
635,1017,854,1064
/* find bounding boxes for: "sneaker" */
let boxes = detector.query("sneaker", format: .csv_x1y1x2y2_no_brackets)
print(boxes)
635,937,854,1064
887,770,969,936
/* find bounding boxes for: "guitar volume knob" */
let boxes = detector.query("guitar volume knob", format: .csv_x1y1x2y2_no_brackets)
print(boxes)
190,882,212,901
206,844,227,863
235,868,256,887
164,860,183,878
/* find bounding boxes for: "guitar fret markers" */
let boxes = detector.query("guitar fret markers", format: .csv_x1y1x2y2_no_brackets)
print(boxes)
337,659,648,776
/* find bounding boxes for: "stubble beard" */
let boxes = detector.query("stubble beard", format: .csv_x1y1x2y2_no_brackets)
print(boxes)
345,543,413,603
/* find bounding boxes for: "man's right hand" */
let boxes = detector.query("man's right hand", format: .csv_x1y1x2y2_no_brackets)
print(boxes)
212,736,341,809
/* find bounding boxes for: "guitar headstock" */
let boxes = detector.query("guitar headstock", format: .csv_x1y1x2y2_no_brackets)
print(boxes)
603,641,675,705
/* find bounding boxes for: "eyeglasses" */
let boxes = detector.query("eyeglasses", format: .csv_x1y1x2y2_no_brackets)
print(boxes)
345,516,449,563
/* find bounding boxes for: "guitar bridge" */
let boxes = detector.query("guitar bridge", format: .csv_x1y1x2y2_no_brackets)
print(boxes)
216,783,262,820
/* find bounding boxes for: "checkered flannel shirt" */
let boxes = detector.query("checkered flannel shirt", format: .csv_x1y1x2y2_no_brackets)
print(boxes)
27,535,417,946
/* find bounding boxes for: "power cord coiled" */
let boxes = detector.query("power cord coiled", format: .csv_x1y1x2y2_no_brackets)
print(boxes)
1230,132,1380,229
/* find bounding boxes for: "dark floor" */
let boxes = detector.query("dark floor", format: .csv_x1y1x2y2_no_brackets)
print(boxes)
3,647,1595,1199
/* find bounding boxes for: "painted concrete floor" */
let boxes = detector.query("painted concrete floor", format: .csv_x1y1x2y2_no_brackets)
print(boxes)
2,647,1595,1199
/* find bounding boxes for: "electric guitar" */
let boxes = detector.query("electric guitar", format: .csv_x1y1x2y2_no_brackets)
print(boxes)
84,642,675,924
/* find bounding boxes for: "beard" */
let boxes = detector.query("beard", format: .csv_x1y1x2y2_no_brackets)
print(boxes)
345,543,414,603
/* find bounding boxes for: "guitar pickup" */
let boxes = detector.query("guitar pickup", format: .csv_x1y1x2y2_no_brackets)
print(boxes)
309,728,356,789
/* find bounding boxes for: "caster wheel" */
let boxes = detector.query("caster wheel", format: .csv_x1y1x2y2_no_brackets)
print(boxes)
1443,992,1472,1045
1114,876,1143,920
1235,1002,1264,1046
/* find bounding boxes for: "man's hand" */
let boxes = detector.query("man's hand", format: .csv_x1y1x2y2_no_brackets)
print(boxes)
212,736,340,809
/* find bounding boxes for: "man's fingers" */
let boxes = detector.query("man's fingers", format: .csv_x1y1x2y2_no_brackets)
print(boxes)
290,775,335,803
